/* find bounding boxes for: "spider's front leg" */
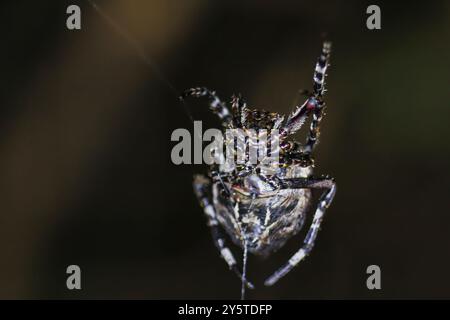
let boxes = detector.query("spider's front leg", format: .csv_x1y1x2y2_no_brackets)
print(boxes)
282,42,332,153
193,174,255,289
231,94,249,128
264,176,336,286
180,87,233,127
304,41,332,153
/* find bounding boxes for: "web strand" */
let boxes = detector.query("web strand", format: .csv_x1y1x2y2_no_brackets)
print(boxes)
87,0,195,124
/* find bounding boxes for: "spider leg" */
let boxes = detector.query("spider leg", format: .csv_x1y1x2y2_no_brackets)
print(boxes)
312,41,331,98
193,174,255,289
281,42,332,150
264,176,336,286
302,104,324,154
303,41,332,153
180,87,233,127
231,94,249,128
282,100,310,136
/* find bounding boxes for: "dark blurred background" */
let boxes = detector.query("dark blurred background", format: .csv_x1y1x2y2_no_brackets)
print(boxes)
0,0,449,299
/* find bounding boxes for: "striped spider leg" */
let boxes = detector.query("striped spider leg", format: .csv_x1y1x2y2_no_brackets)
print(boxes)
282,41,332,154
180,87,233,127
193,174,255,289
264,176,336,286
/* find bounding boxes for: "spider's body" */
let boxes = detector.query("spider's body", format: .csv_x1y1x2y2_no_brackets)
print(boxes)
182,41,336,288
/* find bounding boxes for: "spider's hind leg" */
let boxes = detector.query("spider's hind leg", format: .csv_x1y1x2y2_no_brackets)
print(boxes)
264,176,336,286
193,175,254,289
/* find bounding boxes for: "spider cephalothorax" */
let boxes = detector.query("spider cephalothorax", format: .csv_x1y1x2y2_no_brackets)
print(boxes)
181,41,336,291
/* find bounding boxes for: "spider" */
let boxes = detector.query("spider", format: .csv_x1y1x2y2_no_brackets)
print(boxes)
180,41,336,290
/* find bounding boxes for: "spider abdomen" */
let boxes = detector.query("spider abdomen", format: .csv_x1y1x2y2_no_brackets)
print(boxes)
213,183,312,257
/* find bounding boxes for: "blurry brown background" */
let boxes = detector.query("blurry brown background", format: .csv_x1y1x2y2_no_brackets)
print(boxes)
0,0,449,299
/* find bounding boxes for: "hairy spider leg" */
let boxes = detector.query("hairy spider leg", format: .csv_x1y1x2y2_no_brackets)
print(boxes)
303,41,332,153
282,98,312,136
193,175,255,289
313,41,331,98
180,87,233,127
264,176,336,286
282,41,332,152
231,94,248,128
